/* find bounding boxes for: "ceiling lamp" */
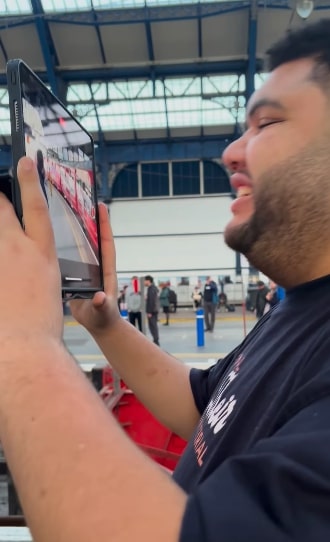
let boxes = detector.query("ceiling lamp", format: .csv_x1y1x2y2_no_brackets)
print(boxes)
296,0,314,19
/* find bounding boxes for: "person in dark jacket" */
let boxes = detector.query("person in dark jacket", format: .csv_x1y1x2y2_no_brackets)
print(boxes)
203,276,218,331
144,275,160,345
159,283,170,326
168,288,177,313
255,280,270,319
36,149,48,205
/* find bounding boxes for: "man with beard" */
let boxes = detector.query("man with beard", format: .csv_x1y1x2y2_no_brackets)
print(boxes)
1,18,330,542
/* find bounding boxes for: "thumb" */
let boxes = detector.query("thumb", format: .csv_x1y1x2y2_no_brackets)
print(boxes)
92,291,108,309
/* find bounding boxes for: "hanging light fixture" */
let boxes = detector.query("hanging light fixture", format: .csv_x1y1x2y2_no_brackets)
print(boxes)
296,0,314,19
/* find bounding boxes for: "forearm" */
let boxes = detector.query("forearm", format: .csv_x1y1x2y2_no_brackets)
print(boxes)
0,340,186,542
92,318,200,440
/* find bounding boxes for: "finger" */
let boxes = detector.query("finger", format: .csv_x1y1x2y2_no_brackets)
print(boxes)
92,290,107,308
0,192,22,238
98,203,117,294
17,157,57,260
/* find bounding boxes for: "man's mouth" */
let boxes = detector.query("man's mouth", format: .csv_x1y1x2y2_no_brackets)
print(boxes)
236,186,252,198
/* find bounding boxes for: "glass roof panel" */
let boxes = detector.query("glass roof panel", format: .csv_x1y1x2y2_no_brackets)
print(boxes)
93,0,145,8
90,83,108,101
0,74,247,137
163,77,201,97
42,0,90,12
202,74,245,95
67,78,238,104
254,72,269,90
133,113,168,129
0,89,9,106
166,96,201,112
0,108,10,121
77,115,99,132
106,101,132,115
130,98,165,115
100,114,134,131
67,85,92,102
0,89,10,136
42,0,239,13
95,0,236,7
0,120,11,135
65,75,246,134
202,108,235,126
0,110,10,137
0,0,32,14
168,110,201,127
112,80,149,100
131,81,156,99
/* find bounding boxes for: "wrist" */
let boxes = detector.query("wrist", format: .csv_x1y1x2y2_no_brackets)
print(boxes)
90,312,124,341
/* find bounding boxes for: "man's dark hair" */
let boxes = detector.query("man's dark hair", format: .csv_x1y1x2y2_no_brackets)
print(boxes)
266,19,330,87
145,275,153,283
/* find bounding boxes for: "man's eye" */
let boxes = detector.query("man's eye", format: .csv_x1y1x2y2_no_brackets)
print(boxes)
258,120,281,129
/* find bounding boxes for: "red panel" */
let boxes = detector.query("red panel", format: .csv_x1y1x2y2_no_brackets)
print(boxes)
100,368,186,470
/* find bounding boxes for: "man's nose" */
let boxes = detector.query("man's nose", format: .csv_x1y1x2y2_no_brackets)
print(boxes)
222,136,246,172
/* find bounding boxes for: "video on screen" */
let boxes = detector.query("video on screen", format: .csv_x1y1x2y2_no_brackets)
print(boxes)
21,85,102,292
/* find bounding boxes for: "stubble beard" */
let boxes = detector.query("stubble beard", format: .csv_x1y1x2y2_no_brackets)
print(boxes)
224,138,330,287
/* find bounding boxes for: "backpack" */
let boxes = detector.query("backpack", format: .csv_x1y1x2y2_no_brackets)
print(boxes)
211,282,218,304
129,292,141,311
168,289,177,304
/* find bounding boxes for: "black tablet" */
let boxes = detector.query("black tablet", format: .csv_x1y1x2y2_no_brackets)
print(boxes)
7,59,104,298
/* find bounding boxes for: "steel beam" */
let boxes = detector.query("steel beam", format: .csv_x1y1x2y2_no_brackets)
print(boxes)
30,0,59,95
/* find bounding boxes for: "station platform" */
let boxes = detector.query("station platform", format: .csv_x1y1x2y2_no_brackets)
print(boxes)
64,306,256,372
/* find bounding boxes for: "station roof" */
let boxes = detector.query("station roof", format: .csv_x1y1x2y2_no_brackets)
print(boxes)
0,1,330,153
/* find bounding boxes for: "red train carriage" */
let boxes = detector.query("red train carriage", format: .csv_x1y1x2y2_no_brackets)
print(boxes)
75,167,98,251
43,151,98,253
61,165,77,209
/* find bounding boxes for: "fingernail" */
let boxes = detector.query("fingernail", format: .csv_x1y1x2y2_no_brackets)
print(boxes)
20,157,33,171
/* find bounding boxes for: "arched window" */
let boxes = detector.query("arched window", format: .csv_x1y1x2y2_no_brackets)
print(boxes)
172,161,200,196
142,162,169,197
203,160,230,194
112,164,138,198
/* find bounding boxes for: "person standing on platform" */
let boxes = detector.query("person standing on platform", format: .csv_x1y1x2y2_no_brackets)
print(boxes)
160,282,171,326
117,284,128,313
192,285,203,310
255,280,270,319
203,276,218,332
263,280,279,314
36,149,48,206
144,275,160,345
126,276,143,332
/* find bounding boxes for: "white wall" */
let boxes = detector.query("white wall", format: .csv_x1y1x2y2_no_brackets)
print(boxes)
109,194,237,277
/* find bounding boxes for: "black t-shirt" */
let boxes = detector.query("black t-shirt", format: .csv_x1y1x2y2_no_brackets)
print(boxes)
174,275,330,542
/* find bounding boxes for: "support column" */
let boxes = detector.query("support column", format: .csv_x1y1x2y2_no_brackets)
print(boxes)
246,1,259,283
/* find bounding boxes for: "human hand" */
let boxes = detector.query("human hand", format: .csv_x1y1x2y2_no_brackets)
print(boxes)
0,157,62,350
69,203,121,335
265,291,273,301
